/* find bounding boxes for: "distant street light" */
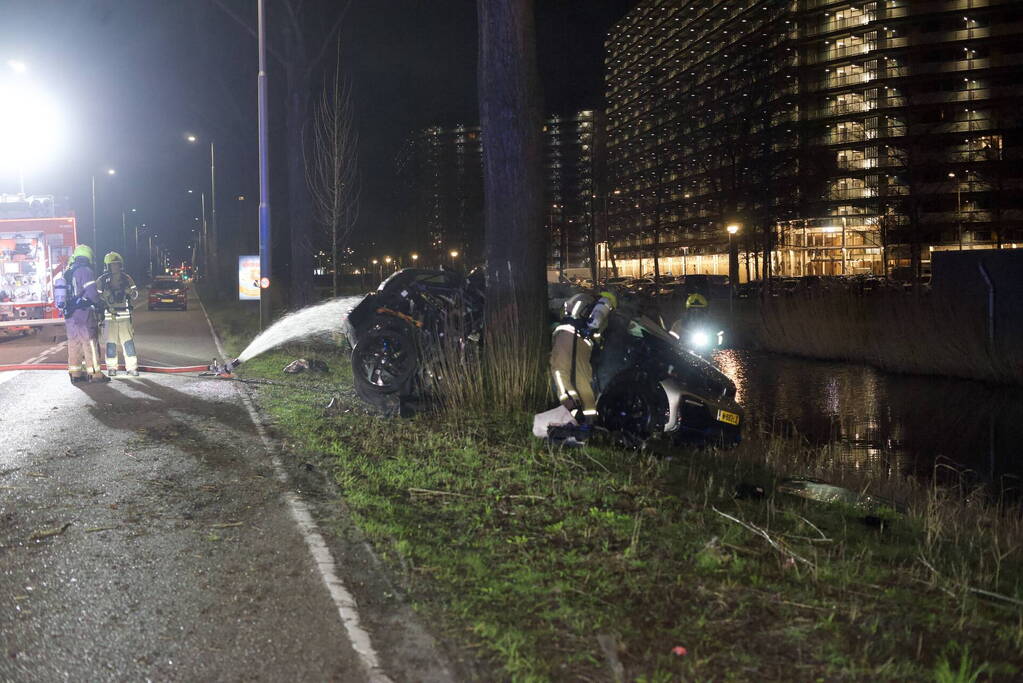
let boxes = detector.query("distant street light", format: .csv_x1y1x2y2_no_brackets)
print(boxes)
411,253,419,263
726,223,741,311
185,132,217,287
91,168,117,250
949,172,963,250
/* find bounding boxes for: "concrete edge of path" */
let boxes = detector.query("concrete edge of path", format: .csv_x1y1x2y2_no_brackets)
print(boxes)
196,293,396,683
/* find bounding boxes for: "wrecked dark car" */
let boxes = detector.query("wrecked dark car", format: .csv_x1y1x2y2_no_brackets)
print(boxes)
592,310,742,446
343,268,742,446
343,268,485,415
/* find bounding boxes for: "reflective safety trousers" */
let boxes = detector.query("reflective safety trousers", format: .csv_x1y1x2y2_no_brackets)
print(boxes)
105,317,138,372
67,325,103,375
549,326,598,421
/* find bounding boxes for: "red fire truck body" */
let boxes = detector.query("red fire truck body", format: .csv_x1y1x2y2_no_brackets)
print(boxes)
0,216,77,329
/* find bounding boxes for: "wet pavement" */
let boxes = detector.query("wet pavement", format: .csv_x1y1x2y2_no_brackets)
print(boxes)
0,288,456,681
715,349,1023,486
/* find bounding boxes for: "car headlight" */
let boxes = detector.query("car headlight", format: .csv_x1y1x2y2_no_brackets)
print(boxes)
690,330,710,348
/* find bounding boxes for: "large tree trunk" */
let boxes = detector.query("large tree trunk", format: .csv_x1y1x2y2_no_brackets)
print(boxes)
478,0,546,409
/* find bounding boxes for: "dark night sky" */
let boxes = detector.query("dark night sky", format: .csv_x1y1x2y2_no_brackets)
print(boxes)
1,0,634,264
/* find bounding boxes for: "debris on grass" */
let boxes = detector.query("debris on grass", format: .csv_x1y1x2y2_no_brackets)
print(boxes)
209,522,243,529
597,634,626,682
283,358,329,374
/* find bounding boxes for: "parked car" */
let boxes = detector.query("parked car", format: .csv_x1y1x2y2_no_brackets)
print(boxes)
147,276,187,311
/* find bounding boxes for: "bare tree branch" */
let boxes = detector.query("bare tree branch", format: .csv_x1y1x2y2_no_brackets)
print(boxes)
306,39,361,296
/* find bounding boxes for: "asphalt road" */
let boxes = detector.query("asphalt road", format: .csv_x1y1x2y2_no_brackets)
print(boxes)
0,286,456,681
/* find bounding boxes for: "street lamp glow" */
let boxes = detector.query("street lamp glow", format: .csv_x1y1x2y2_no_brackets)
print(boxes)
371,259,378,265
384,256,392,264
450,250,459,258
185,133,198,143
411,253,419,261
726,224,740,235
0,76,65,181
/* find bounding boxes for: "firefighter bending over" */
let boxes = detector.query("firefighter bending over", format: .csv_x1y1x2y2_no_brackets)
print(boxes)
62,245,109,383
549,291,617,426
97,251,140,377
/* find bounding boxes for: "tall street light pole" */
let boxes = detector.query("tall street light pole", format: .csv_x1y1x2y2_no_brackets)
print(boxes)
949,172,963,250
90,168,116,250
257,0,273,330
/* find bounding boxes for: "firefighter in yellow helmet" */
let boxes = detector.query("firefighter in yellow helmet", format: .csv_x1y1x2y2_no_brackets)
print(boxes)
549,290,617,427
96,251,140,376
62,244,109,383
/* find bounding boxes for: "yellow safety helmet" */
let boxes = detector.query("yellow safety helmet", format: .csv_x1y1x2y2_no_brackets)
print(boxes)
72,244,94,262
598,290,618,309
104,251,124,265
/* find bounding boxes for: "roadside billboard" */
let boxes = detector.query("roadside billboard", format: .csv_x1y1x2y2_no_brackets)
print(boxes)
238,255,260,300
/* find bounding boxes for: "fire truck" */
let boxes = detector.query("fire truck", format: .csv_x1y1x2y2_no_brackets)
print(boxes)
0,194,77,333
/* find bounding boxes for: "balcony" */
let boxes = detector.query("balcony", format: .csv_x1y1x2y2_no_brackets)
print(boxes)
805,14,875,38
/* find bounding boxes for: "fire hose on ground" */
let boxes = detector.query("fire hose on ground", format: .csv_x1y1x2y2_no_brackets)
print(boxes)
0,358,241,377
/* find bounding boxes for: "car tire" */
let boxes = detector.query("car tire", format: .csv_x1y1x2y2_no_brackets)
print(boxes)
351,319,419,417
597,372,669,444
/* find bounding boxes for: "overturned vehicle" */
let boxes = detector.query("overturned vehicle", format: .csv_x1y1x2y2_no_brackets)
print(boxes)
343,268,742,446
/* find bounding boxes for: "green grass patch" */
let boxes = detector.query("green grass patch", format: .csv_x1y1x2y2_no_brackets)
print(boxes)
205,302,1023,681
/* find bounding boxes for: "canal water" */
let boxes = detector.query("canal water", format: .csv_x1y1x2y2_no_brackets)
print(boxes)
712,349,1023,487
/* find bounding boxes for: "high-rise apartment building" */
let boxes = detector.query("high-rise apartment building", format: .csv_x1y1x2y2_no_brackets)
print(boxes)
396,124,484,267
545,110,605,275
398,111,605,273
605,0,1023,279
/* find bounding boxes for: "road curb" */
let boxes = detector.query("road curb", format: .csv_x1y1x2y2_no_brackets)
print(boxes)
196,290,395,682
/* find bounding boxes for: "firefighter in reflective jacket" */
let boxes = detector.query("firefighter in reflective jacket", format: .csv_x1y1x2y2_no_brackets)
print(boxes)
96,252,140,376
62,244,109,383
549,291,617,424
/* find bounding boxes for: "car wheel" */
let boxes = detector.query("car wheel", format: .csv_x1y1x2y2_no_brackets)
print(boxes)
597,373,669,444
351,320,419,417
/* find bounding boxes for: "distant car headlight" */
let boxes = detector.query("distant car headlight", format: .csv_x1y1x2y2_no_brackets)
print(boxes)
690,330,710,348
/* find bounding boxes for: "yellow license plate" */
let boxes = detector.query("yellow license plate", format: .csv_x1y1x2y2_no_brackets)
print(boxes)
716,409,740,426
161,299,175,303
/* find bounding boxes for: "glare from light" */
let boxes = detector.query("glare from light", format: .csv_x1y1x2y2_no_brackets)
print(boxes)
690,330,710,348
185,133,198,143
384,256,392,264
0,77,65,178
7,60,27,74
106,168,116,175
726,223,740,234
449,250,459,258
411,253,418,261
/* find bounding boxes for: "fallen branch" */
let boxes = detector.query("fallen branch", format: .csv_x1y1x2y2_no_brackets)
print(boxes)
408,488,470,498
712,507,813,568
29,522,71,541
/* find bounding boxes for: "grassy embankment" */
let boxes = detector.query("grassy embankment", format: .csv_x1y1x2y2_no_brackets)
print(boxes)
204,298,1023,681
730,291,1022,386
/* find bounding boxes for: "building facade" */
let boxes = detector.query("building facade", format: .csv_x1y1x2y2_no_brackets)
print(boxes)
397,111,605,274
605,0,1023,280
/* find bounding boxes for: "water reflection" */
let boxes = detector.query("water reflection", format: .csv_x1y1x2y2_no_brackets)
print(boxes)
714,349,1023,484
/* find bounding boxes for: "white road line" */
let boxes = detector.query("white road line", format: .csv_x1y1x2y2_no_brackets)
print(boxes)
197,294,391,683
0,371,21,387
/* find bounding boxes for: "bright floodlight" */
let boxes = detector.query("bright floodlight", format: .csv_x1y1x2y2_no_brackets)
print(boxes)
185,133,198,143
7,60,27,74
0,76,65,178
726,224,740,234
450,250,459,258
106,168,116,175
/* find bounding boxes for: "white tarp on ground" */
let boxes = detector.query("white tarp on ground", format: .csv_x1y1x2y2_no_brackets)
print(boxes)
532,404,575,439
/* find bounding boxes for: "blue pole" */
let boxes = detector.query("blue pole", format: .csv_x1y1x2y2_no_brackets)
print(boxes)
257,0,272,330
